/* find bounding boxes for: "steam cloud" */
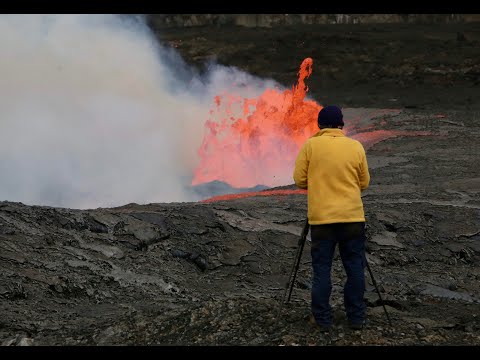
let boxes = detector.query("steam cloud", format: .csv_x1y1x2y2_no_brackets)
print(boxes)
0,14,281,209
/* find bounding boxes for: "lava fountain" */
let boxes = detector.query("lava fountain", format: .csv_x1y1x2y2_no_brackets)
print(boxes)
193,57,432,202
192,58,321,188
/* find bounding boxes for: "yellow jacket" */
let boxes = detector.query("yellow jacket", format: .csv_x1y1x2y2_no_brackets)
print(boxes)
293,128,370,225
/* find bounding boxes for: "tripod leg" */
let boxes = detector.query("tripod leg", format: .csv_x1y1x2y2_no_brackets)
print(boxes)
365,260,392,327
286,234,307,303
277,219,309,318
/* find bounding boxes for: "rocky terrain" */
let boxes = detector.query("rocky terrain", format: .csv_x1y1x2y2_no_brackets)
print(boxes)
1,21,480,346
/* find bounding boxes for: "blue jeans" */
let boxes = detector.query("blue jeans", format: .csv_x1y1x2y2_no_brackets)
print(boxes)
310,222,366,326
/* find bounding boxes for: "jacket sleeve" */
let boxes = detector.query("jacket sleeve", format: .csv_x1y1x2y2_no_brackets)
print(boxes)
293,142,309,189
359,145,370,191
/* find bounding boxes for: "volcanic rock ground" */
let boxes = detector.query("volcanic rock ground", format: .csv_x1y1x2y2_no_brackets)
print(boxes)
1,22,480,346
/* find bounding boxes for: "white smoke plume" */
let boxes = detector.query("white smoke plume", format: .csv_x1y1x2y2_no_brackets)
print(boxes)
0,14,281,209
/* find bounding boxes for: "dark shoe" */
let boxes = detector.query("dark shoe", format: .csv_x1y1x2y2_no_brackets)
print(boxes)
309,314,331,333
348,321,366,330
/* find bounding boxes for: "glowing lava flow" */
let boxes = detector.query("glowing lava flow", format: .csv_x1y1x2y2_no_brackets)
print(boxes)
201,189,307,203
193,58,433,200
192,58,321,188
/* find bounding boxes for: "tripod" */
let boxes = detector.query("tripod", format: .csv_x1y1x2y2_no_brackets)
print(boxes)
279,219,392,327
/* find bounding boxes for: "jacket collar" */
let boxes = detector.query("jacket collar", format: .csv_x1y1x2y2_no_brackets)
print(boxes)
313,128,346,138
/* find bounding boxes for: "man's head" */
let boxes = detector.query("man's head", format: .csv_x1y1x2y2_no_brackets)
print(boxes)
317,105,344,129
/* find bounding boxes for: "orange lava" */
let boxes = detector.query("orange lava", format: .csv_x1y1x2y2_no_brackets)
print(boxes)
351,130,432,150
192,57,434,194
201,189,307,203
192,58,321,188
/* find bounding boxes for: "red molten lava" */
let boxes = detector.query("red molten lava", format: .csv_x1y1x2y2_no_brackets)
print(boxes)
192,58,433,194
351,129,432,151
201,189,307,203
192,58,322,188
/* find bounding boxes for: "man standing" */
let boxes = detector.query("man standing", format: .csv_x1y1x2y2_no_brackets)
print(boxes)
293,105,370,332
